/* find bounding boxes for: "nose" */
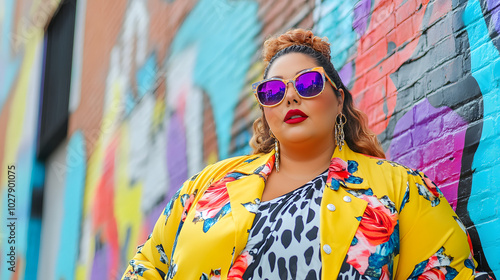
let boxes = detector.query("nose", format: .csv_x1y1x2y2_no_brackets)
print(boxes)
283,80,301,105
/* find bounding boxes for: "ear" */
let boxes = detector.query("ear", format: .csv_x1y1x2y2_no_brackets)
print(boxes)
337,88,345,112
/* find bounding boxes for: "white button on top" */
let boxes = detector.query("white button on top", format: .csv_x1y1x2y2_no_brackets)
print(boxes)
343,196,352,203
323,244,332,254
327,204,336,211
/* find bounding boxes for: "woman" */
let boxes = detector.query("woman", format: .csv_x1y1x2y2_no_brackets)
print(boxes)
122,29,492,280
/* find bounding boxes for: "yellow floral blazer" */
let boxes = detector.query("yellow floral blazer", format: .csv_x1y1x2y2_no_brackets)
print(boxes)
122,145,491,280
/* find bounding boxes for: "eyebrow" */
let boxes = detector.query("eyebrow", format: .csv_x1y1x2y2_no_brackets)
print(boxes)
269,69,305,79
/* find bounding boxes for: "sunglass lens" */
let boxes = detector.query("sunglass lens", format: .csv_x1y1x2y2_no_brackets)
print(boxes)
296,71,324,97
257,80,286,106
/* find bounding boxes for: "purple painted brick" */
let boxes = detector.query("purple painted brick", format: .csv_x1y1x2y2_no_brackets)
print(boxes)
439,182,458,210
338,61,353,87
422,134,454,164
390,99,467,211
414,99,444,125
166,112,188,199
396,149,423,170
353,0,371,37
390,131,413,158
487,0,500,33
427,116,444,140
393,107,414,137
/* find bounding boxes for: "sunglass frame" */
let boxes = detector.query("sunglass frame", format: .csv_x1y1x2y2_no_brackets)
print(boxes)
252,66,338,107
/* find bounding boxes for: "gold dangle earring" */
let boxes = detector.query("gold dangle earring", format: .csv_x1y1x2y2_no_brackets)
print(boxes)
269,130,280,172
335,113,347,151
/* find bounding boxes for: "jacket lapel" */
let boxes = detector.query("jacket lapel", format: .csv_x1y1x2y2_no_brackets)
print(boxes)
226,175,265,258
225,152,274,258
331,145,371,190
223,146,373,278
321,145,370,278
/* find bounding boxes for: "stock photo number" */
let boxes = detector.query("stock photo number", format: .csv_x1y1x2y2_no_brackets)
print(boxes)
6,165,16,272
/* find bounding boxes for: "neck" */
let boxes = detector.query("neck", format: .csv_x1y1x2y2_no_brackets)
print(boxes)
277,139,335,179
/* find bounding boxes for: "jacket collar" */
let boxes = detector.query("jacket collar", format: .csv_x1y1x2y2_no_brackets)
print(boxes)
329,144,371,190
231,150,275,180
232,144,370,191
225,153,274,258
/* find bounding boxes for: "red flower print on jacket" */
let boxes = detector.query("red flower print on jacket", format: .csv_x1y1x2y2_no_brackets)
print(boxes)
200,268,222,280
195,177,233,218
193,173,245,233
358,202,398,245
423,176,443,198
379,265,390,280
327,158,363,190
227,251,253,279
417,268,446,280
408,247,459,279
413,173,443,207
327,158,351,183
346,195,399,277
180,191,197,222
258,154,275,180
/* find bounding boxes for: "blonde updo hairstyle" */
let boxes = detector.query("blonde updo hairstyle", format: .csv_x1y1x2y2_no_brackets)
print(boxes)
250,28,385,158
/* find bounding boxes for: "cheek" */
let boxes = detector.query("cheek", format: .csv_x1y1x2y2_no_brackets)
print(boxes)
263,108,279,125
314,97,341,134
315,95,339,120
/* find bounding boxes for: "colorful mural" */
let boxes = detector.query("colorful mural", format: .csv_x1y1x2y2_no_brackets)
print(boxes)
321,0,499,274
465,0,500,273
0,0,498,279
54,131,87,280
0,0,61,279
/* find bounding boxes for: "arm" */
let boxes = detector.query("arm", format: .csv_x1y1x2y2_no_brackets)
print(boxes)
121,175,198,280
397,169,494,280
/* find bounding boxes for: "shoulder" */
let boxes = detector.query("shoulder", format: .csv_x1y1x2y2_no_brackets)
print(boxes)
201,153,269,173
351,151,414,179
345,152,417,203
189,153,272,183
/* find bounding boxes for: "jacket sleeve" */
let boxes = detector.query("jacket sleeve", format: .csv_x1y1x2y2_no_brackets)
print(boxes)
121,173,200,280
397,169,494,280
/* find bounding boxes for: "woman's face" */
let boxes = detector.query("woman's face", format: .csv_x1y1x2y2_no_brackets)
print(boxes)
264,52,344,148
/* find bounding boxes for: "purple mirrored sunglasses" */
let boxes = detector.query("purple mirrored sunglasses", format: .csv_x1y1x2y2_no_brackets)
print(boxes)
252,66,338,107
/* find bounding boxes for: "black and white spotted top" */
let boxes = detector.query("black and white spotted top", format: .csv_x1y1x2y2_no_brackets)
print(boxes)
241,170,369,280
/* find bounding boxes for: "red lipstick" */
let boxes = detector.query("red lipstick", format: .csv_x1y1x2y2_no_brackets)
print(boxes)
284,109,308,124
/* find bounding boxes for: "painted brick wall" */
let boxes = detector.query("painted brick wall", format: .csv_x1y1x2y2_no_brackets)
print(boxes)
0,0,62,278
0,0,499,279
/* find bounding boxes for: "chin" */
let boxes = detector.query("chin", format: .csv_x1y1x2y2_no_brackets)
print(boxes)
282,129,334,146
282,132,316,144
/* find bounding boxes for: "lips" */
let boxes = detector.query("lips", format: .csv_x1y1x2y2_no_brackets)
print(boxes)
284,109,308,124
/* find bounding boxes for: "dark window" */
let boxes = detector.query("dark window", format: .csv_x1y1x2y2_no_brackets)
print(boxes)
37,0,77,160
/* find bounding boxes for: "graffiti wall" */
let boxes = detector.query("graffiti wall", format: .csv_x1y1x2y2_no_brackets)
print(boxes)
0,0,62,279
0,0,498,279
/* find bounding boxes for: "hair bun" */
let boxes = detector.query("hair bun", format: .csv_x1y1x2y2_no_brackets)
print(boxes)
262,28,332,64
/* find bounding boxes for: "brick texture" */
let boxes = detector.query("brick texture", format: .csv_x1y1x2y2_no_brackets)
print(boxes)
1,0,499,278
